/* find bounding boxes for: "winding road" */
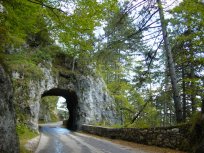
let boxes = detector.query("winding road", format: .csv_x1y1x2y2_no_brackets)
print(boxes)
35,122,148,153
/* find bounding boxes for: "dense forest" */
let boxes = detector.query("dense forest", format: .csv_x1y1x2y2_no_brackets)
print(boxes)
0,0,204,128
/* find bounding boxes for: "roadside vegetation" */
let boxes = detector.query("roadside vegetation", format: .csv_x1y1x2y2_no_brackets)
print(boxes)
16,124,39,153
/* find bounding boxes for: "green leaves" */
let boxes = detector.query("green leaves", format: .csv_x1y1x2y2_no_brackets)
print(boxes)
2,0,44,45
50,0,119,58
169,0,204,120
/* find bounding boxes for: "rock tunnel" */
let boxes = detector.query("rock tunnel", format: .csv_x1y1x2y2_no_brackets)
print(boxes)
41,88,79,130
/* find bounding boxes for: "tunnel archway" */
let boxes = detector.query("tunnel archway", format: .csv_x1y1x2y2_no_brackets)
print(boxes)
41,88,78,130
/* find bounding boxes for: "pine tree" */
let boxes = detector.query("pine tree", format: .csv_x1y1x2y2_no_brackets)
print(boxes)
157,0,183,123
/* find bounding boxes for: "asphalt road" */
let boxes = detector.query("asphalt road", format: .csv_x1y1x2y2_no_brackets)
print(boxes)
35,123,148,153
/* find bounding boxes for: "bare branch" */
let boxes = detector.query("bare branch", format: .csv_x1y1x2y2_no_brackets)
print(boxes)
147,39,163,71
27,0,65,13
142,30,161,38
125,0,148,14
142,33,162,42
131,101,149,124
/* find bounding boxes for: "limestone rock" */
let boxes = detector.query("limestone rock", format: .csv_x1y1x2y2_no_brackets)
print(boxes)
73,75,117,128
0,65,19,153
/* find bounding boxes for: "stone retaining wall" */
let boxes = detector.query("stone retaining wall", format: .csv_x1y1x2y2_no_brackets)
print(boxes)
81,124,191,151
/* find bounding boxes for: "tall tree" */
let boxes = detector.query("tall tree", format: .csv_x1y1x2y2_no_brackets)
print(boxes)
157,0,183,123
170,0,204,118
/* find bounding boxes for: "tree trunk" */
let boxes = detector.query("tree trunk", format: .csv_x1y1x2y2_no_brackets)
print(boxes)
182,64,187,121
202,96,204,120
190,55,196,114
157,0,183,123
72,57,76,71
170,109,172,125
164,58,169,126
202,78,204,120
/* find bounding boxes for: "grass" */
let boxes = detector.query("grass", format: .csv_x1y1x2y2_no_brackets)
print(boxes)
16,123,39,153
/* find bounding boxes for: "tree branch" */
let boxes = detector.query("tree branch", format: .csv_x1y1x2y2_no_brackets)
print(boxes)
131,101,149,124
27,0,65,13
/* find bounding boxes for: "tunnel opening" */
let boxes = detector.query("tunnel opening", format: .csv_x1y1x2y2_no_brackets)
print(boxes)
41,88,79,130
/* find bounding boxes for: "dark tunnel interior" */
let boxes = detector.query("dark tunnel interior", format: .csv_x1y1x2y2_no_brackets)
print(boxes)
41,88,78,130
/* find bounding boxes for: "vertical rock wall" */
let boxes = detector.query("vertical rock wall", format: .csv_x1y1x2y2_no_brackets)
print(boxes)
73,75,116,126
12,62,58,130
0,65,19,153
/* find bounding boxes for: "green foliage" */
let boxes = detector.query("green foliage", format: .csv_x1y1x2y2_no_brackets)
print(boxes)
169,0,204,119
128,100,160,128
16,123,38,140
187,112,204,152
1,0,46,50
0,52,43,79
138,104,160,128
49,0,119,59
50,112,59,122
189,112,202,126
31,50,52,64
107,80,134,124
41,96,58,110
1,0,119,64
95,2,162,127
40,96,59,123
57,109,69,121
16,123,39,153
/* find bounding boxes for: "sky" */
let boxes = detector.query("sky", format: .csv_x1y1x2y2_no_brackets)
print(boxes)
57,97,68,112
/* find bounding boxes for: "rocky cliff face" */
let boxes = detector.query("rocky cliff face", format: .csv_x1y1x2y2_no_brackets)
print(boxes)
12,62,58,130
12,61,117,130
74,75,116,125
0,65,19,153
